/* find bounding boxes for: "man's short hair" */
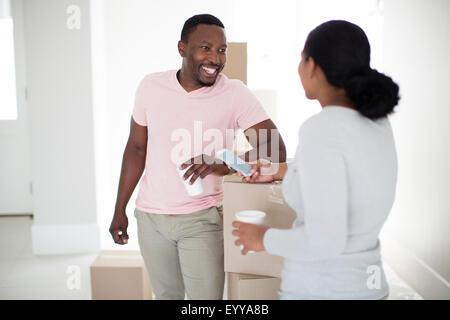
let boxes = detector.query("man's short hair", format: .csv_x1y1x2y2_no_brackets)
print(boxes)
180,14,225,42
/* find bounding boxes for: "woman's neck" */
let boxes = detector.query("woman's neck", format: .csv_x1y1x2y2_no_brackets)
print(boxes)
317,85,355,110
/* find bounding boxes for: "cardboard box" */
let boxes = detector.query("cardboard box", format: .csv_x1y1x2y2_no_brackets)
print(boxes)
227,272,281,300
222,43,278,156
90,250,152,300
223,176,297,277
222,42,247,85
221,42,250,156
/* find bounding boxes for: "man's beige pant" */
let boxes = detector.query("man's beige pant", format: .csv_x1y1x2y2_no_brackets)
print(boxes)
134,206,225,300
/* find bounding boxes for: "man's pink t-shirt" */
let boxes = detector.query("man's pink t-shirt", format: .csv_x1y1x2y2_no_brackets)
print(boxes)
132,70,269,214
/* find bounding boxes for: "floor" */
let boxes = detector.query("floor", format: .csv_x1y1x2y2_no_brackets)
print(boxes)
0,216,423,300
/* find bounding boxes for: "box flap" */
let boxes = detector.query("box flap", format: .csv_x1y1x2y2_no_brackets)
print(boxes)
91,250,145,268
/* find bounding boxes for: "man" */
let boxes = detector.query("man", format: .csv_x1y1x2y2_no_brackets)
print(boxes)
109,14,286,300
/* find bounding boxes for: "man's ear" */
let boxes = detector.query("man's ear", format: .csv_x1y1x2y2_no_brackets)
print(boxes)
178,40,186,57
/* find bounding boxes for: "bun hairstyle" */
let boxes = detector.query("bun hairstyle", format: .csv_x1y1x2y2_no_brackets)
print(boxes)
303,20,400,120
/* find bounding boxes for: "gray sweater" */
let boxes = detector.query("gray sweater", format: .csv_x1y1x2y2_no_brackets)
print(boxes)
264,106,398,299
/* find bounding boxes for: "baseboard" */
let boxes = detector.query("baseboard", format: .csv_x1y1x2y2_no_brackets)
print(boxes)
31,223,100,255
381,235,450,300
0,213,33,218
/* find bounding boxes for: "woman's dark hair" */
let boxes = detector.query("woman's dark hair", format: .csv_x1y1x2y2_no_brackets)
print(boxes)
303,20,399,120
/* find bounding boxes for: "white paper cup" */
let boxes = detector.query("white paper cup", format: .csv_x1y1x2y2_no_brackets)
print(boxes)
177,165,204,197
235,210,266,253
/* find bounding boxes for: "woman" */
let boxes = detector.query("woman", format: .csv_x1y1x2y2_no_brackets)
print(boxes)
232,20,400,300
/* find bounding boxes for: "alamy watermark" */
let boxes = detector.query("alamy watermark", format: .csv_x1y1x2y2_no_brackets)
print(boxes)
66,265,81,290
366,265,382,290
170,121,282,174
66,5,81,30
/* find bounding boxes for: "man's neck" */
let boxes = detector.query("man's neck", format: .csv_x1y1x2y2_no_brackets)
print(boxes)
177,69,203,93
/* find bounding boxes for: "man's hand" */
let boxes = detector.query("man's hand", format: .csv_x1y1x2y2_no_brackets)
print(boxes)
109,211,129,245
179,154,230,185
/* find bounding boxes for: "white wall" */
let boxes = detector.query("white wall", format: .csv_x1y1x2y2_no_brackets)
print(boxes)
381,0,450,299
22,0,99,254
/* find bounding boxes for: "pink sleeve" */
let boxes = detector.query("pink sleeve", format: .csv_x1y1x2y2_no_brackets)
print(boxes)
132,77,148,126
232,81,269,130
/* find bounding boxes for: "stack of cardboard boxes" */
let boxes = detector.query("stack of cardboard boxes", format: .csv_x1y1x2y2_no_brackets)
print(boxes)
222,43,294,300
223,43,278,157
223,175,296,299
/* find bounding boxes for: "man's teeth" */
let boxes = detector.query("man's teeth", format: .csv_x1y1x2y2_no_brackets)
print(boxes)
202,66,217,75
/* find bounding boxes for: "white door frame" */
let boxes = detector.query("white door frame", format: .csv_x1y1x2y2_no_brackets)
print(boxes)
0,0,33,215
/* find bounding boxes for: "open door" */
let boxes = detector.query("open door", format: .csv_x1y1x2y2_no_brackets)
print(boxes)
0,0,32,215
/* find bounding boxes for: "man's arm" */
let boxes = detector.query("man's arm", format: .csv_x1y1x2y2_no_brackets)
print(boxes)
110,117,148,245
242,119,287,163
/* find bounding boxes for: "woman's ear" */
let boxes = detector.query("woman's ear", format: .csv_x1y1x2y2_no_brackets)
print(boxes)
178,40,186,57
306,56,318,79
300,56,320,100
309,57,329,86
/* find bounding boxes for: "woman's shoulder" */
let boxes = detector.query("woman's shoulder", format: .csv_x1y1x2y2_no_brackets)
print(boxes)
298,109,357,151
300,109,343,135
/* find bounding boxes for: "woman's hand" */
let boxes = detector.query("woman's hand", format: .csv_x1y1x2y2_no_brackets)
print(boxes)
232,221,270,255
238,158,278,183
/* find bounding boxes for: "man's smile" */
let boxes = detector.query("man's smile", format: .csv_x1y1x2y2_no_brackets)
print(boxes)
200,64,221,78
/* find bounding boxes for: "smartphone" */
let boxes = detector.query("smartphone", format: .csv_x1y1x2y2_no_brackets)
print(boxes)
215,149,252,177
